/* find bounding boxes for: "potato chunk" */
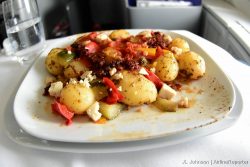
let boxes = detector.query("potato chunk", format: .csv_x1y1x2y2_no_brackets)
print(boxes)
63,60,88,79
168,38,190,54
45,48,64,75
154,52,179,82
60,83,95,114
118,71,157,106
178,51,206,79
102,47,122,64
109,30,130,40
91,85,108,101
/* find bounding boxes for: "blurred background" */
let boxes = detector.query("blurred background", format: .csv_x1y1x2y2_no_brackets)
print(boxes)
0,0,249,64
1,0,202,42
0,0,128,42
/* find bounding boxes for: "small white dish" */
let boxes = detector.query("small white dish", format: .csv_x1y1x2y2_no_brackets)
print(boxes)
13,30,235,143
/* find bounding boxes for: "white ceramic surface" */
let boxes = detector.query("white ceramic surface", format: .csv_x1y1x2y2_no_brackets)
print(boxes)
13,30,236,143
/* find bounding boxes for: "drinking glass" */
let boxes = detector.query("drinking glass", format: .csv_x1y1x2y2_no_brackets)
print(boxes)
2,0,45,63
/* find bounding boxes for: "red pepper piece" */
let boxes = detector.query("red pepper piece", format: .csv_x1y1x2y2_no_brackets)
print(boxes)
144,68,163,89
65,119,73,126
102,77,124,104
108,40,124,50
108,41,119,48
85,41,99,54
88,32,98,40
155,46,164,59
51,100,74,125
105,92,119,104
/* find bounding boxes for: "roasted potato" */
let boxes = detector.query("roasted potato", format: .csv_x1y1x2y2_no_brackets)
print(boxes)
109,30,130,40
154,52,179,82
163,34,173,44
45,48,64,75
60,83,95,114
177,51,206,79
118,71,157,106
91,85,108,101
138,30,152,38
57,51,76,67
64,60,88,79
168,38,190,55
102,47,122,63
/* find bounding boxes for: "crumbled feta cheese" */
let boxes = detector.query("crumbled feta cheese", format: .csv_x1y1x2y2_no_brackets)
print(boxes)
86,102,102,122
158,83,177,100
150,67,156,73
109,68,117,76
112,72,123,80
95,33,110,43
139,67,148,75
67,50,72,54
81,71,92,78
92,75,97,81
171,46,182,55
163,34,172,44
79,78,90,88
48,81,63,97
117,86,122,91
69,78,77,84
138,30,152,38
81,71,96,82
178,97,189,108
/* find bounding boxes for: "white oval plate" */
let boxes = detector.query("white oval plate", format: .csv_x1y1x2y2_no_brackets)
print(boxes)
13,29,236,143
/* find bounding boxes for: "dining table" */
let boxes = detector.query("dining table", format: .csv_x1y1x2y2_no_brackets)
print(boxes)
0,30,249,167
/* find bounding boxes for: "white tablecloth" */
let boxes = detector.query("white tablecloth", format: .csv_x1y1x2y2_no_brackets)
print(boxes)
0,31,250,167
